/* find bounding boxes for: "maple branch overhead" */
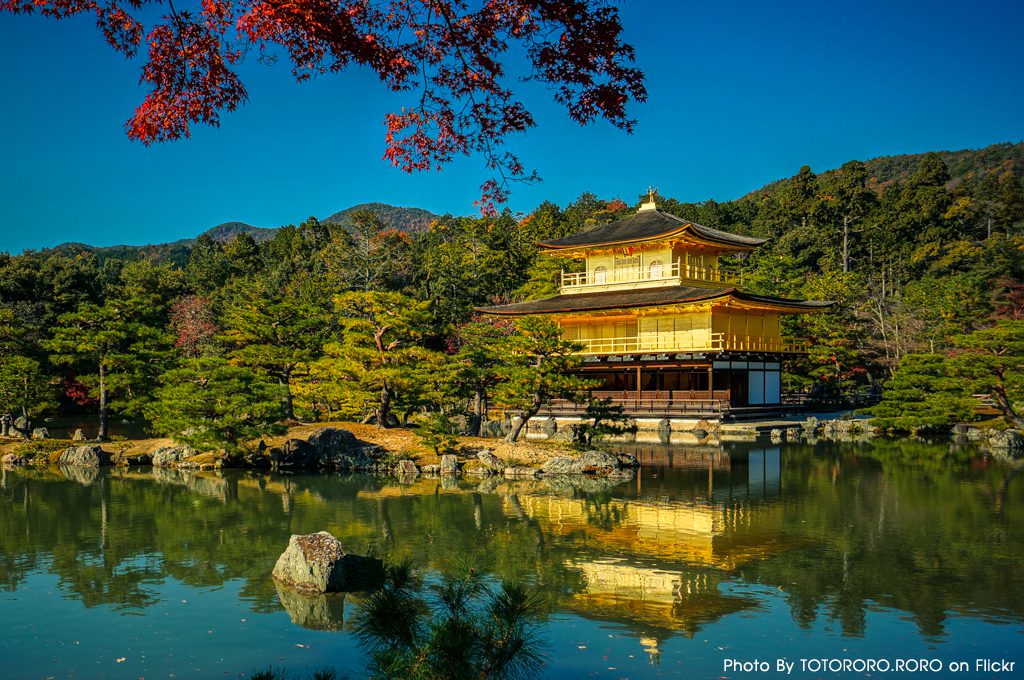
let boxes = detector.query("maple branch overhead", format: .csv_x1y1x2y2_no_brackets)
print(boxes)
1,0,646,210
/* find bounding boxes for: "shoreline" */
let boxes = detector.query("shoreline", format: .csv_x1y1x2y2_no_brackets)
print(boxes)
0,421,591,474
3,416,1021,473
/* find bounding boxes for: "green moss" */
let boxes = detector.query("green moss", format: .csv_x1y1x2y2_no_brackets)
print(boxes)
9,439,70,463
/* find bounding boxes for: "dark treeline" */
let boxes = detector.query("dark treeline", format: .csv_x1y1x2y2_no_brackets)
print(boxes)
2,142,1023,441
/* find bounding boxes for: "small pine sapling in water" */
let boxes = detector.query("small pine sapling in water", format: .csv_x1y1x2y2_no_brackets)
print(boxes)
416,412,460,455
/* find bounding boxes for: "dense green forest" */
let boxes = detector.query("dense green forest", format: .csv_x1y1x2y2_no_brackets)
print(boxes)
2,142,1023,442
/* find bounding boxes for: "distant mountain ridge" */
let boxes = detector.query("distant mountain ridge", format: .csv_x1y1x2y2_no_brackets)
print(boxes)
201,221,278,243
323,202,438,233
48,202,442,261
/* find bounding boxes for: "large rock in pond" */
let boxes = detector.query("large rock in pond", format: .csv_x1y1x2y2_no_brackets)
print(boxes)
71,428,88,442
272,531,384,594
58,445,111,467
395,459,419,477
152,445,198,467
31,427,49,440
966,427,986,441
541,456,583,475
577,450,622,473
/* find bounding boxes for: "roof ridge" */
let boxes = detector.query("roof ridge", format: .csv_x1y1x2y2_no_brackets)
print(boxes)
536,206,765,249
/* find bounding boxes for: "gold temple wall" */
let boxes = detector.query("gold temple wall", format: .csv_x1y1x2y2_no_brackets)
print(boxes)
710,309,780,339
558,308,782,351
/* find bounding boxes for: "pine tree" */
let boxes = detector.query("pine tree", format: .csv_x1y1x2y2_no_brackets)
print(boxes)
862,354,974,432
146,357,286,452
446,319,515,436
323,291,443,427
221,282,329,420
947,321,1024,428
492,316,596,443
46,263,181,439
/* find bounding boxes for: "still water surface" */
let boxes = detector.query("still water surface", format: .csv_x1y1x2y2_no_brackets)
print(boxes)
1,440,1022,679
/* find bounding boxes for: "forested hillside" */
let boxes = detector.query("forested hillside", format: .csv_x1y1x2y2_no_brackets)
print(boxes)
2,142,1023,438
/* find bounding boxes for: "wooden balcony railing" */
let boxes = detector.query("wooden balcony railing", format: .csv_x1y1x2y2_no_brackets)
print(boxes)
545,391,731,416
570,332,809,355
560,260,739,291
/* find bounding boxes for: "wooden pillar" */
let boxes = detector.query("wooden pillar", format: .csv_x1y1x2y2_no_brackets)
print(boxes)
707,363,713,401
636,366,642,401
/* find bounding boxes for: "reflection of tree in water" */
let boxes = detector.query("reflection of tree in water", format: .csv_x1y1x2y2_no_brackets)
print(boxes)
581,494,623,531
737,439,1024,639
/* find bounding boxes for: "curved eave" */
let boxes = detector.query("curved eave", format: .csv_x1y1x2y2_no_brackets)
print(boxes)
476,289,731,316
536,223,767,253
690,223,769,249
535,208,767,252
536,225,691,250
729,292,836,313
475,288,834,317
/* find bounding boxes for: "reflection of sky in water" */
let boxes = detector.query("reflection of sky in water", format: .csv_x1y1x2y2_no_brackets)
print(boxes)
1,439,1022,678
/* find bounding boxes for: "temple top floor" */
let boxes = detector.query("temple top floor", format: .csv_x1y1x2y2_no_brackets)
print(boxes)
538,200,766,293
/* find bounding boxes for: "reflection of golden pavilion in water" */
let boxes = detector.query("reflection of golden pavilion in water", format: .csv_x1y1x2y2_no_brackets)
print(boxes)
513,447,784,660
255,446,786,663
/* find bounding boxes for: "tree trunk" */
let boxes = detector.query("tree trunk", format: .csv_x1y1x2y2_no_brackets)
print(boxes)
468,388,485,437
281,371,294,420
376,383,394,428
505,401,541,443
993,386,1024,430
98,363,109,441
841,215,850,273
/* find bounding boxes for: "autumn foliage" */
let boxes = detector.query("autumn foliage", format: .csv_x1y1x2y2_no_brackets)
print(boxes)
2,0,647,210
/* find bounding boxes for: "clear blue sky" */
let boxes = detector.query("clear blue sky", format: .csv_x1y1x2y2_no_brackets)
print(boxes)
1,0,1022,253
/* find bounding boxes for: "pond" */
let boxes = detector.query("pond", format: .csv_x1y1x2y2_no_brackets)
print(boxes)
1,439,1022,679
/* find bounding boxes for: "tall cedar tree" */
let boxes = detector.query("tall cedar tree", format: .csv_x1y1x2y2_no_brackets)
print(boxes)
323,210,414,292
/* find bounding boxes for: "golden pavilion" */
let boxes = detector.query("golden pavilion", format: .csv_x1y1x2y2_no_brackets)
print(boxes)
478,192,832,416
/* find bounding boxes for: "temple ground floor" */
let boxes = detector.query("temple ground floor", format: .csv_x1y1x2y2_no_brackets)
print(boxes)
542,352,795,419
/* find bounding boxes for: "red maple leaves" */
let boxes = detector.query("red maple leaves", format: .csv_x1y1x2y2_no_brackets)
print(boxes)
2,0,646,209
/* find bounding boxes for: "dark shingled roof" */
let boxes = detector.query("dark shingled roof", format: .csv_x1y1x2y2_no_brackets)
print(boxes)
476,285,834,316
538,208,767,249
